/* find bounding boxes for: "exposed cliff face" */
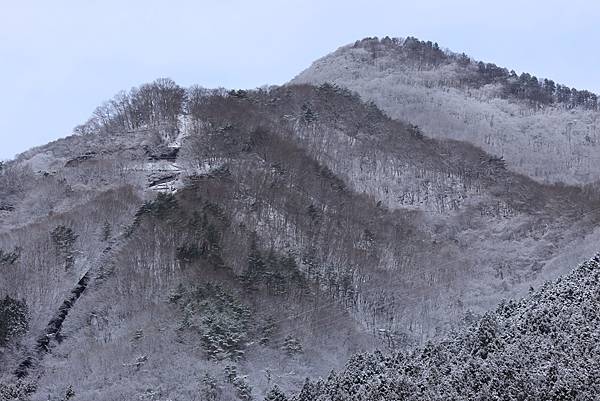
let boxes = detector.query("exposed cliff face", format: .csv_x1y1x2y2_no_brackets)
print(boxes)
1,80,599,400
291,37,600,186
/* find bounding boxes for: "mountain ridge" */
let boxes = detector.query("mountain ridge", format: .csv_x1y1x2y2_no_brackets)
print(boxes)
1,39,600,399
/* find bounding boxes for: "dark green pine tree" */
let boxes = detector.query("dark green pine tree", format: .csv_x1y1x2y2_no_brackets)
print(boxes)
224,365,238,383
301,104,317,124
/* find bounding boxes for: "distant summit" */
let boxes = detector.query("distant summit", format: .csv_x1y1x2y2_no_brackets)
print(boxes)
353,36,598,110
292,36,600,184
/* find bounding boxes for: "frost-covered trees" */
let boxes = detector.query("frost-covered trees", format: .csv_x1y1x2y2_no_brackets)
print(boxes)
200,373,220,401
6,71,600,400
0,247,21,265
349,37,598,110
233,376,253,401
0,380,36,401
292,36,600,184
0,296,29,346
75,78,185,134
51,225,78,271
101,220,111,242
264,385,288,401
172,283,251,361
281,335,303,356
291,254,600,400
241,240,307,295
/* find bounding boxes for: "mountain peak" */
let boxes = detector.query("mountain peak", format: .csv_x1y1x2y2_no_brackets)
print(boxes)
292,36,600,185
3,38,600,400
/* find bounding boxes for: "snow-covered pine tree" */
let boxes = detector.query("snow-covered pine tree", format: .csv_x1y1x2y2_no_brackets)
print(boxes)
264,385,288,401
281,335,303,356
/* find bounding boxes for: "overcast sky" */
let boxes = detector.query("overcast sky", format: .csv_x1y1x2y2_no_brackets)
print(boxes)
1,0,599,160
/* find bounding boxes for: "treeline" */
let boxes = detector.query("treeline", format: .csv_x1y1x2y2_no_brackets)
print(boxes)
78,67,598,142
478,62,598,110
355,36,449,68
74,78,242,135
354,36,599,110
74,78,186,134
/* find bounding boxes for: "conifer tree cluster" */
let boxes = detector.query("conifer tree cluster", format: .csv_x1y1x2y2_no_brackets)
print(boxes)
171,283,251,361
0,296,29,346
291,255,600,400
241,238,307,295
0,247,21,265
354,36,599,110
50,225,78,271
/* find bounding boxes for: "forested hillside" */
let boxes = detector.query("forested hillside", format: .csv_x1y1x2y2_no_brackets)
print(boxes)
1,78,599,400
292,36,600,185
292,254,600,400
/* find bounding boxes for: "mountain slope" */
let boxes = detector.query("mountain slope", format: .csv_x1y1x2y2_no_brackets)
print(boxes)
293,254,600,400
291,36,600,185
1,79,599,400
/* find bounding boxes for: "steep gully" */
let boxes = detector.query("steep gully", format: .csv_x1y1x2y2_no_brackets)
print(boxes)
12,148,184,381
14,239,123,379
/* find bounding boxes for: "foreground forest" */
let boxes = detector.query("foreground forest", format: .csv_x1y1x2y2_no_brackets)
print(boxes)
293,254,600,400
1,37,600,400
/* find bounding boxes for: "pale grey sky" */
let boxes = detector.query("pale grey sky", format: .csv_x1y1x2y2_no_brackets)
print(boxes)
1,0,599,160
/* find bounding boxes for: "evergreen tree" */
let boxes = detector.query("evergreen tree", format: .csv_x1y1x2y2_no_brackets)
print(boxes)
264,385,287,401
259,317,277,345
233,376,253,401
224,365,238,383
175,284,250,360
51,225,78,270
200,373,219,401
0,296,29,346
301,104,317,124
281,335,302,356
0,247,21,265
63,385,75,400
242,236,266,290
296,378,319,401
101,220,111,242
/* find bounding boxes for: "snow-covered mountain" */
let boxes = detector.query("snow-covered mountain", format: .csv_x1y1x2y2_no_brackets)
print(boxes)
291,37,600,185
1,41,600,400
